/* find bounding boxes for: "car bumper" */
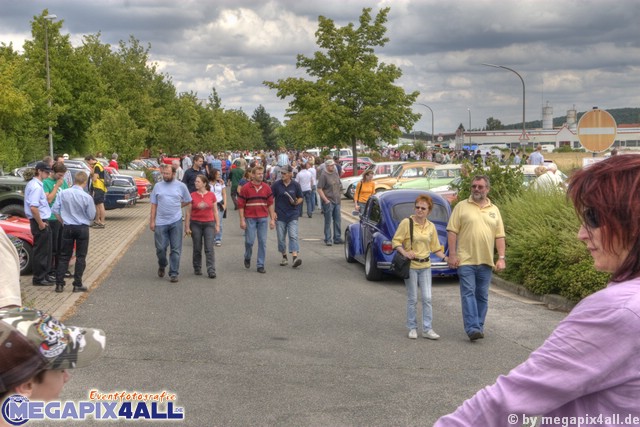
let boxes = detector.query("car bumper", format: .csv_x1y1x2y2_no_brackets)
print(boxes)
376,261,456,276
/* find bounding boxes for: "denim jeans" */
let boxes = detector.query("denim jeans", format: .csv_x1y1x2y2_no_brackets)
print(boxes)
276,219,299,254
245,217,268,268
154,219,183,277
303,190,314,216
404,267,433,331
322,201,342,243
214,205,224,242
457,264,493,335
190,220,215,274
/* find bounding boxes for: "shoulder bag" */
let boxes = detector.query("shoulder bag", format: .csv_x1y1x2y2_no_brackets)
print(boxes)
390,218,413,279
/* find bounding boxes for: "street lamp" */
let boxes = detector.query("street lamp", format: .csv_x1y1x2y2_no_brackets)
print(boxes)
482,63,528,146
44,14,57,158
416,103,434,145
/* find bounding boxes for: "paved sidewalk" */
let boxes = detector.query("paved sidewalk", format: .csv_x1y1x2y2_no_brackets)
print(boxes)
19,200,150,320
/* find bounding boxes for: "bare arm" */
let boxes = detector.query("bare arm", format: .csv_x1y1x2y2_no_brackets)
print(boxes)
149,203,157,231
495,237,506,271
447,231,459,267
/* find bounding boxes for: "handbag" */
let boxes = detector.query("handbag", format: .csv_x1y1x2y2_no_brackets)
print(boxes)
390,218,413,279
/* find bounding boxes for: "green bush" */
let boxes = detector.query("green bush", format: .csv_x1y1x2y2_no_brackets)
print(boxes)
497,189,609,301
452,160,524,206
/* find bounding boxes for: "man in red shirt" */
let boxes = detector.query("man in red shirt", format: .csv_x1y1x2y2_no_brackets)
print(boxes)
238,166,276,273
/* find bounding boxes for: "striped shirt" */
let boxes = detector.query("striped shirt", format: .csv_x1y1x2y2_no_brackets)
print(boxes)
237,181,273,218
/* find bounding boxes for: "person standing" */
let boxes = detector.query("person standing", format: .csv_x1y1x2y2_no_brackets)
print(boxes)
354,170,375,216
392,195,448,340
447,175,506,341
228,158,246,210
84,155,107,228
238,166,275,274
185,175,220,279
172,159,184,181
150,164,192,283
108,153,119,170
43,162,69,282
24,162,54,286
52,171,96,293
528,145,545,165
295,162,315,218
272,165,304,268
182,154,205,194
208,168,227,246
316,159,343,246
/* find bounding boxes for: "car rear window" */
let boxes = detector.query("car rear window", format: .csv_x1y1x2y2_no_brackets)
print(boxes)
391,202,449,226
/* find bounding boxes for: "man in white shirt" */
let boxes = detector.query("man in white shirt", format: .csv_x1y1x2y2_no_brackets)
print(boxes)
296,162,316,218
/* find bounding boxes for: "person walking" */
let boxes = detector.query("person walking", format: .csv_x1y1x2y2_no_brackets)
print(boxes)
316,159,343,246
182,153,206,193
43,162,69,282
84,155,107,228
392,195,448,340
528,144,545,165
150,163,192,283
238,166,275,274
447,175,506,341
51,171,96,293
296,162,315,218
272,165,303,268
208,168,227,246
228,158,246,210
354,170,375,216
24,162,54,286
185,175,220,279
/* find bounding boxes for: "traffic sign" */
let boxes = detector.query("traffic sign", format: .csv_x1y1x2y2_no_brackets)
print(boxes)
577,108,617,152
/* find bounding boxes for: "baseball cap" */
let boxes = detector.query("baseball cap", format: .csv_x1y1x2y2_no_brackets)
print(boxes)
0,307,106,393
325,159,335,166
280,165,293,173
34,162,51,173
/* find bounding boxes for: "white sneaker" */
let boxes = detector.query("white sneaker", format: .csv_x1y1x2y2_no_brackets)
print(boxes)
408,329,418,339
422,329,440,340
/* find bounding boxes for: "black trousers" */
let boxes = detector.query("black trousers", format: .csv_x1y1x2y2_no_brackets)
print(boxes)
30,219,51,283
49,219,63,275
56,224,90,287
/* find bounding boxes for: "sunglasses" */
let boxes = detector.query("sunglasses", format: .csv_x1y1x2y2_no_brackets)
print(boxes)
471,185,486,190
414,206,428,211
583,207,600,228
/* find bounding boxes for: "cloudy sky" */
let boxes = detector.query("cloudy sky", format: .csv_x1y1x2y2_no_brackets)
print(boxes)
2,0,640,135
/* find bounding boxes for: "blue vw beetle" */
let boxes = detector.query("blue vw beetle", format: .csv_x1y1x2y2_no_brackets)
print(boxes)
344,189,457,281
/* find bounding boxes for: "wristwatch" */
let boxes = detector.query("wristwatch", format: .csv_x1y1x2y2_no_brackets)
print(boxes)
498,256,506,260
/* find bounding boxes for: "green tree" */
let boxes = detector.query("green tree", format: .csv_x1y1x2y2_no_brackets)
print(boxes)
486,116,504,130
252,105,280,150
88,105,147,165
264,7,419,168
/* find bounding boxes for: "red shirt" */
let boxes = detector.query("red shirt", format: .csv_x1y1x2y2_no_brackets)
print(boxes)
237,181,273,218
190,191,217,222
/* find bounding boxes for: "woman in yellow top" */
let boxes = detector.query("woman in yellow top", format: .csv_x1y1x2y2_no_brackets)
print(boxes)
354,170,375,216
392,195,448,340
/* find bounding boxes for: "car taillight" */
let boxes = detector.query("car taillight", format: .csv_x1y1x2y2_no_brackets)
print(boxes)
381,241,394,255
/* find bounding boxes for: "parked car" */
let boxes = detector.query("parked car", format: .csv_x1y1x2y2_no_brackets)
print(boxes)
340,160,373,178
342,162,405,199
105,166,151,201
344,189,456,281
373,161,438,192
0,182,26,217
104,176,138,210
392,164,462,190
0,214,33,274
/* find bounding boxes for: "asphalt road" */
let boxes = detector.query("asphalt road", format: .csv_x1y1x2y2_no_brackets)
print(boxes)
62,203,566,426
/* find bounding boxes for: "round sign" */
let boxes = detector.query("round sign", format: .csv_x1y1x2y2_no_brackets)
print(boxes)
577,109,617,152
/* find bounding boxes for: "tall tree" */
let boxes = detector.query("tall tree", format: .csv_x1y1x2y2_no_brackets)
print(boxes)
264,7,419,168
486,116,504,130
252,105,279,150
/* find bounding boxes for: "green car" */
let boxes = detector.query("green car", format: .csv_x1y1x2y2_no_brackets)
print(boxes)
392,165,462,191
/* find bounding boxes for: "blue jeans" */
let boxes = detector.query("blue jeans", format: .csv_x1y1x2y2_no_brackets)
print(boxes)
154,219,183,277
458,264,493,335
276,219,299,254
302,190,314,216
215,205,224,242
322,201,342,243
404,267,433,331
244,217,268,268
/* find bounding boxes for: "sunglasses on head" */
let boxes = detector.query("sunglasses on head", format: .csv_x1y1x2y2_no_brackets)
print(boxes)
415,206,428,211
583,207,600,228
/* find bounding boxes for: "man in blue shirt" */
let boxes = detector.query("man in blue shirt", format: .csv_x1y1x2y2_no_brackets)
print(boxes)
52,171,96,293
271,165,304,268
151,164,192,283
24,162,54,286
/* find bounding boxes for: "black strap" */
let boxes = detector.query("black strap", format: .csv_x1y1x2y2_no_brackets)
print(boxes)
409,218,413,250
355,181,362,202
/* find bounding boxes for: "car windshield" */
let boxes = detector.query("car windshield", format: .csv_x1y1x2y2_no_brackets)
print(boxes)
390,201,449,226
390,165,404,178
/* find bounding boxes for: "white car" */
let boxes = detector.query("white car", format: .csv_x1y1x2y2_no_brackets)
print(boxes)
341,161,405,199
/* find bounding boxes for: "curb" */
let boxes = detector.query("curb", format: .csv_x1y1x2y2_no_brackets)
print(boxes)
492,276,576,312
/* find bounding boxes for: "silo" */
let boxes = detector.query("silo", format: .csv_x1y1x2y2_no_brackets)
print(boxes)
542,102,553,129
567,106,577,130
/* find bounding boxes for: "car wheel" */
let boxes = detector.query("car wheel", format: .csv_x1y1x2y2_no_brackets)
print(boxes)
364,245,383,281
0,204,25,218
344,230,356,263
17,239,33,275
346,184,355,199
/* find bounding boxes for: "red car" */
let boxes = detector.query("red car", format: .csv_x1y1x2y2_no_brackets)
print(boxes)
104,166,152,200
0,214,33,274
340,160,373,178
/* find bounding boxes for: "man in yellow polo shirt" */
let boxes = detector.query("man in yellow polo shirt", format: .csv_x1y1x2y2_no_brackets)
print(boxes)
85,154,107,228
447,175,506,341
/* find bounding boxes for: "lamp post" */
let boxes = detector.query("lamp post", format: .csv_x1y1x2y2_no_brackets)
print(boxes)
44,14,57,158
416,103,434,145
482,63,528,146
